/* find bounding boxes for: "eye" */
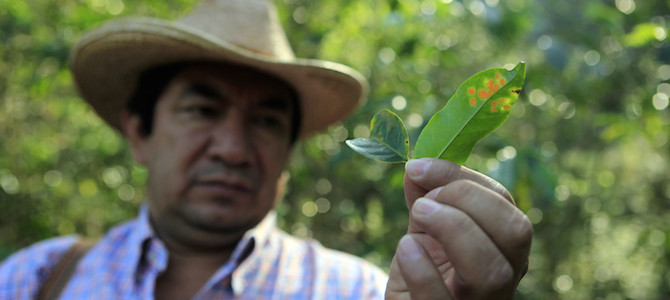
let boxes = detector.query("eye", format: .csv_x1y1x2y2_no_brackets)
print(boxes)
184,105,217,117
252,112,290,134
254,115,282,127
179,101,221,120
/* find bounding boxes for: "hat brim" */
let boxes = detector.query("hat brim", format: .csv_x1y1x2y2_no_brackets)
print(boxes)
69,17,368,138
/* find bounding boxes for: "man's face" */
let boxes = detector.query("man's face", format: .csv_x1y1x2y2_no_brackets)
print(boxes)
125,63,296,249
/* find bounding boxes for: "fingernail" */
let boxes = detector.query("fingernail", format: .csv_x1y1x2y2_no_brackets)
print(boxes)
413,198,440,216
398,235,424,261
406,159,431,178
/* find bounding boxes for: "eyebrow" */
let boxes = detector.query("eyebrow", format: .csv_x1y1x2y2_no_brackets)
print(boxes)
258,97,291,113
180,82,293,113
182,83,223,100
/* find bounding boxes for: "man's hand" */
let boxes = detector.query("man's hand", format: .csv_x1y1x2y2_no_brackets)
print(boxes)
385,158,533,299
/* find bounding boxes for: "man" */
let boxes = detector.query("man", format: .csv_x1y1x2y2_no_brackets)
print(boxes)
0,0,532,299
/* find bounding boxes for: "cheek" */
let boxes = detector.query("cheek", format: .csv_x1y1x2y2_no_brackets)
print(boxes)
146,131,207,191
256,140,291,178
145,144,180,197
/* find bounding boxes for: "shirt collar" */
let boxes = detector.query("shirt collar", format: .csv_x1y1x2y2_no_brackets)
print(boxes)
113,203,163,293
192,211,279,297
209,210,278,273
242,210,277,250
126,203,279,293
134,203,156,245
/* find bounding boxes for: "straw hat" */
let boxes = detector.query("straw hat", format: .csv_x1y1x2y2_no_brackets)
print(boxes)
69,0,368,138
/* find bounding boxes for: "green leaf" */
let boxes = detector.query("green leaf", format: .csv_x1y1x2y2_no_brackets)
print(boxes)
346,109,409,163
624,23,666,47
412,62,526,164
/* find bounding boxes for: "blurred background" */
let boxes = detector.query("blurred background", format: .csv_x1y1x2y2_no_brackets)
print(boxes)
1,0,669,298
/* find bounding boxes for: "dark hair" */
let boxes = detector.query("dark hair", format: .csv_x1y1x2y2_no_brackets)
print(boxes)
125,63,184,137
125,62,302,144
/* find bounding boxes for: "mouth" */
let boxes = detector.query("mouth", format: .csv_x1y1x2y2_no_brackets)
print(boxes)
190,175,256,199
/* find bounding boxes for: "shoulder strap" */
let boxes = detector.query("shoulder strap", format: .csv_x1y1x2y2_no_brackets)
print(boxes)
36,238,95,300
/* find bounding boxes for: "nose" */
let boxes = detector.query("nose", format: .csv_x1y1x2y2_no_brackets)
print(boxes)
206,109,253,167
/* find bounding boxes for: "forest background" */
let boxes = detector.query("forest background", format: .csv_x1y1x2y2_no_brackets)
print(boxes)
1,0,669,299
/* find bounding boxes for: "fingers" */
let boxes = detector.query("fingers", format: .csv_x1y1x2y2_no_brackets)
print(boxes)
404,158,514,207
434,180,532,272
410,194,531,298
400,158,532,298
404,158,531,277
396,235,453,300
413,197,514,297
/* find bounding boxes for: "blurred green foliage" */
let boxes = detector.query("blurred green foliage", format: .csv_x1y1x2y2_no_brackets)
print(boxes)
1,0,669,298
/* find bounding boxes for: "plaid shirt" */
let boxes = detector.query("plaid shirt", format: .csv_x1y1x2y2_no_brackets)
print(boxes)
0,205,388,299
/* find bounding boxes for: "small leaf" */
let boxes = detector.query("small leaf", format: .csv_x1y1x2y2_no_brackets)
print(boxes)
413,62,526,164
346,109,409,163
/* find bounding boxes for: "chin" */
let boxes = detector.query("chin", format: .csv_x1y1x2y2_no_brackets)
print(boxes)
180,203,264,233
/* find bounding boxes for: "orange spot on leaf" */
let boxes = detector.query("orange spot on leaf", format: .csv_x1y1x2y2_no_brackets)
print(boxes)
491,101,498,107
503,105,512,110
487,80,496,91
491,107,498,112
493,84,500,92
478,90,489,99
468,88,476,95
500,78,506,85
470,98,477,106
495,73,500,79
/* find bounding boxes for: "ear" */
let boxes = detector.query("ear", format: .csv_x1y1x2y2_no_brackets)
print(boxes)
121,110,149,166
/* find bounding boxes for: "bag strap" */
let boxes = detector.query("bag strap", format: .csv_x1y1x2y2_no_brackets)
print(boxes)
36,238,95,300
